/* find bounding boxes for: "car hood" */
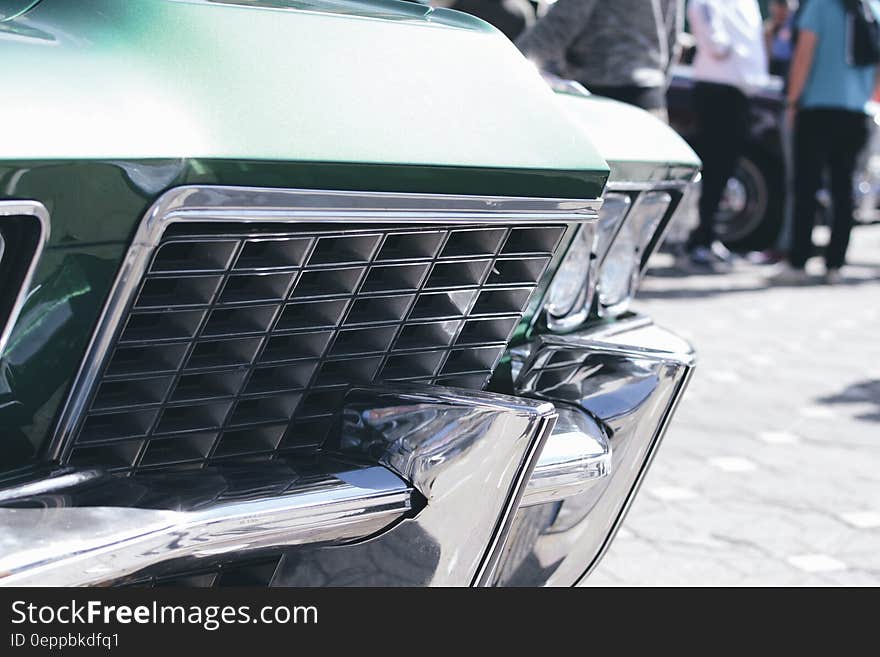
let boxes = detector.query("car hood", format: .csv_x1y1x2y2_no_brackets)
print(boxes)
554,91,700,184
0,0,609,199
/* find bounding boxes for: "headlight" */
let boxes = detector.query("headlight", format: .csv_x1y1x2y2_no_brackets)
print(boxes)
544,181,690,329
594,193,632,264
630,191,672,253
597,223,638,316
598,191,672,317
544,222,597,330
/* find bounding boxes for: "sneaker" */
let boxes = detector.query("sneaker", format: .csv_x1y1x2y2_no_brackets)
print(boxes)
710,240,734,264
767,263,811,285
824,268,843,285
687,246,718,270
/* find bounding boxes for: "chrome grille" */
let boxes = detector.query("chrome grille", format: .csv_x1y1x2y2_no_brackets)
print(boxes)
0,202,48,357
66,223,565,474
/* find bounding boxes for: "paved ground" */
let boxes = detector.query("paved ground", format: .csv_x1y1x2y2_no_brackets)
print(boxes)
586,223,880,586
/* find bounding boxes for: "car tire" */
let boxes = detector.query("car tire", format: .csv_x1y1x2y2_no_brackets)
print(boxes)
715,150,784,252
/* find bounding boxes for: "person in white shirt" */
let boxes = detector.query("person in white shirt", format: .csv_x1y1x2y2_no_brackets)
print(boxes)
684,0,768,268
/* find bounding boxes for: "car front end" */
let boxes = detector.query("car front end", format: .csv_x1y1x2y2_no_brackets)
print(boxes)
0,0,699,587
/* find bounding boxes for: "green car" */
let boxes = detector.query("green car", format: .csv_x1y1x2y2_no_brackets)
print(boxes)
0,0,699,587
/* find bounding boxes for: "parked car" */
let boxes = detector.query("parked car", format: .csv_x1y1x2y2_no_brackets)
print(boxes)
667,63,880,252
0,0,699,587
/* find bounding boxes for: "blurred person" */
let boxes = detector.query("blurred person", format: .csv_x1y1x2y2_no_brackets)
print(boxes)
437,0,535,40
770,0,880,285
683,0,768,270
515,0,684,119
766,0,798,78
750,0,802,266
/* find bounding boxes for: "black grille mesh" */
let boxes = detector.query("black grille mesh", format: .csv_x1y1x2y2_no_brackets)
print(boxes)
67,223,565,474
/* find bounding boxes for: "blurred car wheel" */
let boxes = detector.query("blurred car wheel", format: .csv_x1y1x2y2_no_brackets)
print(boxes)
716,150,784,251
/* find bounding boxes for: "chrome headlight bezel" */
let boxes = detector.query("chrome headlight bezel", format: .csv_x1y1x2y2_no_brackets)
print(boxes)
543,221,598,332
597,190,673,317
543,175,698,331
0,202,50,358
596,178,699,318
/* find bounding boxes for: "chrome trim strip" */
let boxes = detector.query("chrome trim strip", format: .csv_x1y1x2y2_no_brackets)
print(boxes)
525,326,697,371
605,178,695,192
577,364,695,583
522,406,611,507
0,468,101,504
473,409,556,586
50,186,599,461
642,170,701,272
0,462,412,587
145,187,601,225
0,200,50,359
490,316,696,586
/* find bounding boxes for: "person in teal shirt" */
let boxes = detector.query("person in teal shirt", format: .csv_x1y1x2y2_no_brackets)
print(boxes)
771,0,880,284
799,0,879,110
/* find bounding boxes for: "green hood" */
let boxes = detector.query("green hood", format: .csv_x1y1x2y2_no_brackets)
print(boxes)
554,91,700,184
0,0,609,198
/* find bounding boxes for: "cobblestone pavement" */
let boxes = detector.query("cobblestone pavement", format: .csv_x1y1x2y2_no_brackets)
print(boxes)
585,223,880,586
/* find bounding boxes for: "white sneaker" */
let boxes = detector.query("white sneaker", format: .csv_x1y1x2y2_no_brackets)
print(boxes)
710,240,734,264
767,264,811,286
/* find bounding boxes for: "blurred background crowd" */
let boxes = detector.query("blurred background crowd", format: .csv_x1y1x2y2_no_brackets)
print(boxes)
432,0,880,286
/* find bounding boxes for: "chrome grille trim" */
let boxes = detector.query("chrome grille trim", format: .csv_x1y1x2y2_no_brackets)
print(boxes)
51,187,600,467
605,175,700,273
0,460,414,586
0,201,50,359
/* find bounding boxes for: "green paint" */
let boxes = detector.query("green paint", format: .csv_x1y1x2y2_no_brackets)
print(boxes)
0,244,124,470
0,159,608,248
554,93,701,183
1,0,608,194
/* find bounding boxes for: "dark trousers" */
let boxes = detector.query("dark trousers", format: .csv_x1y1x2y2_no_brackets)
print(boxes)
688,82,751,249
790,108,869,269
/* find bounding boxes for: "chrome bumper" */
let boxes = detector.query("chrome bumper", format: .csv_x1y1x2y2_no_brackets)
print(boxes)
0,316,693,587
496,316,695,585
